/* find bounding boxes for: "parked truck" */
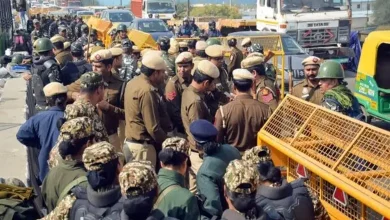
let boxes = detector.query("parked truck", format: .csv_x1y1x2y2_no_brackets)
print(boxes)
257,0,354,63
131,0,176,22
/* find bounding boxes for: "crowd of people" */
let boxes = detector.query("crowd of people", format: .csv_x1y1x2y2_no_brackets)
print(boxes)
0,11,364,219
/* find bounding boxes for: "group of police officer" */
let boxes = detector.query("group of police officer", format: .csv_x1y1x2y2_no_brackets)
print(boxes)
8,14,363,218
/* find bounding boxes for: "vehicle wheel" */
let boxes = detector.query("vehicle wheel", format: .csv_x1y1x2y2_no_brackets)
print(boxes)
262,27,270,32
360,105,372,124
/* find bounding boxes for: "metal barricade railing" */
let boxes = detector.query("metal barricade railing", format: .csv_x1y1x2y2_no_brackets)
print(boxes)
258,95,390,220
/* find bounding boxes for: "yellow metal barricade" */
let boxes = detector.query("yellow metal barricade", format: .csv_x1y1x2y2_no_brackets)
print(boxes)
258,94,390,220
87,17,112,48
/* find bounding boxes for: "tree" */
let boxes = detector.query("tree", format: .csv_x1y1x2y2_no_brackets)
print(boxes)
190,5,241,19
373,0,390,25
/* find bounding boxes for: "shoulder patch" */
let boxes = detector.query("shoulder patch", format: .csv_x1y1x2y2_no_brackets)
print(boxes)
165,91,177,101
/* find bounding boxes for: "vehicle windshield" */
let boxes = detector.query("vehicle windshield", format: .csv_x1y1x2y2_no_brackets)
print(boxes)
68,2,81,7
109,12,134,22
282,0,348,13
78,11,93,15
281,37,306,55
147,2,175,13
138,20,169,32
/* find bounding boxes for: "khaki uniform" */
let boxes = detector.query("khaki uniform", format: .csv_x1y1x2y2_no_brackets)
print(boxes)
214,94,271,152
181,85,212,193
165,74,191,134
291,79,323,105
55,50,73,68
124,74,169,167
191,56,206,75
67,72,125,152
255,76,279,112
227,47,244,80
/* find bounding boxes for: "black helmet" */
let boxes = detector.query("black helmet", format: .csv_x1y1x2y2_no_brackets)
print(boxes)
187,39,197,49
90,29,98,36
71,42,83,54
227,38,237,47
122,39,133,48
117,24,127,32
199,32,209,41
208,20,216,26
248,43,264,54
157,36,170,50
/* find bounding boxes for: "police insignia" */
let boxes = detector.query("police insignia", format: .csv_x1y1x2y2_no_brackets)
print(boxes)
95,54,102,61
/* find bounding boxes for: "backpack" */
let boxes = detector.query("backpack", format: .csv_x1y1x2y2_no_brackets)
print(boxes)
0,184,41,220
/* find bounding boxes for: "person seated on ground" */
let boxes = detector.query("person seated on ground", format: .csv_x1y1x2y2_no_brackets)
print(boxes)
222,159,269,220
119,161,179,220
151,137,201,220
255,161,315,220
41,117,95,212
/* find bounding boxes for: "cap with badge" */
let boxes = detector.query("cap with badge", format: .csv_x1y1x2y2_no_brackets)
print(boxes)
195,41,207,51
89,46,104,57
108,47,123,57
43,82,68,97
83,141,119,171
91,49,112,62
119,161,158,197
224,159,259,194
162,137,190,156
190,119,218,143
141,53,167,71
50,35,66,44
241,56,264,69
232,68,254,81
242,146,272,165
60,117,94,142
205,45,224,58
79,72,106,89
179,41,188,48
175,52,193,64
241,37,252,47
195,60,219,78
301,56,321,66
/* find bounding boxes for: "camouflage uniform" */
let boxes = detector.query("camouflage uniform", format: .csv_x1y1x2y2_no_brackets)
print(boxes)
121,54,137,81
162,51,176,77
48,72,109,169
0,178,26,187
242,146,272,165
223,159,259,194
42,142,119,220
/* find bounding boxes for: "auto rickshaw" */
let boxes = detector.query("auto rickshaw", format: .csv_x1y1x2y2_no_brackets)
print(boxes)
354,30,390,123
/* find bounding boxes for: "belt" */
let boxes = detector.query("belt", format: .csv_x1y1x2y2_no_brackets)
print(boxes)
190,148,198,153
125,138,153,145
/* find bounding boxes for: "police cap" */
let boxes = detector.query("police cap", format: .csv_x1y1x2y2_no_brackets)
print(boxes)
175,52,193,64
90,49,112,62
195,60,219,79
79,72,106,89
43,82,68,97
224,159,259,194
189,119,218,143
162,137,190,157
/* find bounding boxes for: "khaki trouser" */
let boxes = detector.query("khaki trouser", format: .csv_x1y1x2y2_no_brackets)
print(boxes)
123,140,157,168
189,150,203,194
109,133,122,153
118,120,126,150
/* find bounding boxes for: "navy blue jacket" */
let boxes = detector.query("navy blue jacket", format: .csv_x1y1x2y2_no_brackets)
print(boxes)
16,106,64,181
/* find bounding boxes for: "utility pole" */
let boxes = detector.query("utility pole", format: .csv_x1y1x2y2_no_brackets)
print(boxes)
187,0,190,17
120,0,122,6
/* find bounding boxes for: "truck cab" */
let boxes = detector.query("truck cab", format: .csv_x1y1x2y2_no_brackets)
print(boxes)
141,0,176,21
257,0,353,62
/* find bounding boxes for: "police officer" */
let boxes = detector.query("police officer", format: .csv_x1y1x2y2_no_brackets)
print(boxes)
227,38,244,80
116,24,129,40
50,35,73,68
207,20,222,37
177,17,192,37
292,56,323,105
41,116,93,212
152,137,201,220
242,55,279,112
215,69,271,152
58,25,67,39
74,17,84,39
45,142,123,219
109,47,123,77
248,43,264,55
119,39,136,81
30,19,43,42
124,53,171,167
71,42,92,75
181,60,220,193
189,17,200,36
317,60,362,118
241,37,252,57
187,39,197,56
192,41,208,75
31,37,62,111
157,36,176,77
191,119,241,219
178,41,189,53
165,52,193,135
222,160,269,220
68,50,125,152
205,44,230,94
76,24,89,46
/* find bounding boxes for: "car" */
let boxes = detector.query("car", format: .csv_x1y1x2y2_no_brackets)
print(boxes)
129,18,173,40
100,9,135,27
228,31,310,92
